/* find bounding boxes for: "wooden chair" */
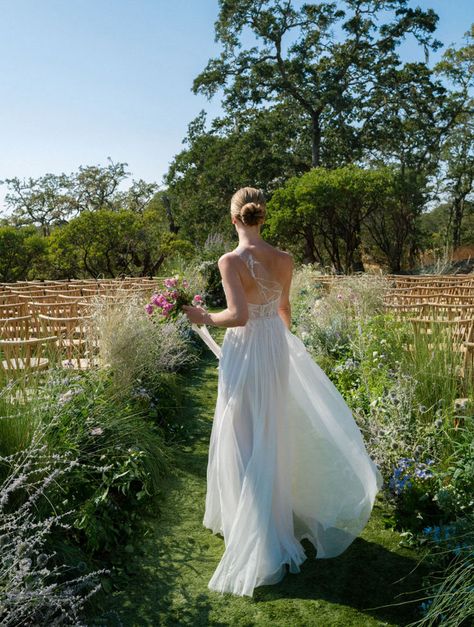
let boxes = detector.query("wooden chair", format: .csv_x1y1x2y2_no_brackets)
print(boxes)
37,314,97,370
29,300,80,318
0,335,59,378
0,315,32,340
0,302,28,318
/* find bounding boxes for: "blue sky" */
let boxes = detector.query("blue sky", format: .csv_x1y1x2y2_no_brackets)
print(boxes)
0,0,472,212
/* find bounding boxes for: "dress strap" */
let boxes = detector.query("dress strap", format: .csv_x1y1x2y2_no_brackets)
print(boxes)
235,248,282,304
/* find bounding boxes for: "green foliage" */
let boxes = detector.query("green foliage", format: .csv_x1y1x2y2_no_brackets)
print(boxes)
165,106,311,244
0,225,48,281
266,164,419,271
191,234,231,307
47,207,192,278
194,0,443,168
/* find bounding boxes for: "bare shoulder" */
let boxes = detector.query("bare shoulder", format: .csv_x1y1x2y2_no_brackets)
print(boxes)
218,251,240,269
274,248,294,272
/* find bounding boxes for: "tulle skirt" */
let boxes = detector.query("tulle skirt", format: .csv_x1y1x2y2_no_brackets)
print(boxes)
202,314,384,597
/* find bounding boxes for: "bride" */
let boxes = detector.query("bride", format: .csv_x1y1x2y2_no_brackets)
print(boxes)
183,186,383,597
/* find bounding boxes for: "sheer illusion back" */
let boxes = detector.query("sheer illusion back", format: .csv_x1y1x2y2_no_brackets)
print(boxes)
236,248,283,319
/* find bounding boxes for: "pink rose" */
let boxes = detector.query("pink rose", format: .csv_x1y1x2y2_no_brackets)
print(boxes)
193,294,203,303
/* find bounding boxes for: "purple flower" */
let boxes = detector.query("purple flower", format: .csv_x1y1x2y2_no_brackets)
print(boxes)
145,303,154,315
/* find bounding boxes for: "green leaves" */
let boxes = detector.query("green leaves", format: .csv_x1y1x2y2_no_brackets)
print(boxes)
267,164,399,270
194,0,446,167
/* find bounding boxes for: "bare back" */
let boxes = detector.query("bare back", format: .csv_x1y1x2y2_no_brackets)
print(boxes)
230,242,293,307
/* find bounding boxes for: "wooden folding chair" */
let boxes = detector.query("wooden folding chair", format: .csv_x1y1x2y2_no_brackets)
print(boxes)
0,335,59,378
0,315,32,340
37,314,97,370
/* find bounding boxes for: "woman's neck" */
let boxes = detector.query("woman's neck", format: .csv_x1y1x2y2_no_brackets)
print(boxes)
237,229,262,248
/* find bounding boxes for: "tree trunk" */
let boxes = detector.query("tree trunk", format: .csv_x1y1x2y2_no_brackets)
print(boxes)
162,194,180,234
311,112,321,168
452,196,464,250
303,226,317,263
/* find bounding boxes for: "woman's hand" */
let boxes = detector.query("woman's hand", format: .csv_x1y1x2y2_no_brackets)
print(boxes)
182,304,209,325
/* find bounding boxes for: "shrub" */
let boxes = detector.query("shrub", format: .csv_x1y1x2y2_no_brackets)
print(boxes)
0,432,107,626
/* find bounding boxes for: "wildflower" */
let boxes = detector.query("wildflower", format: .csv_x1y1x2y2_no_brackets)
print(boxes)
145,303,154,315
193,294,204,304
434,418,443,428
164,277,178,288
90,427,103,436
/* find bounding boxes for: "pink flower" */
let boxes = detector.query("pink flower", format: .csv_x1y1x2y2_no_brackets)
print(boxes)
145,303,154,315
336,293,343,301
193,294,203,304
164,277,178,288
182,280,189,288
153,294,165,306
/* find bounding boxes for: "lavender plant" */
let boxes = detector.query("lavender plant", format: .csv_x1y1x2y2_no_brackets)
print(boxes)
0,433,108,626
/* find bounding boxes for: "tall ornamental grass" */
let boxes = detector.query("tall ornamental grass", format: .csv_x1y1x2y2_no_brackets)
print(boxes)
87,292,195,394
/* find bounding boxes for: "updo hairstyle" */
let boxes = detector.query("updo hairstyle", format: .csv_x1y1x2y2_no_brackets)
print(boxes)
230,187,266,226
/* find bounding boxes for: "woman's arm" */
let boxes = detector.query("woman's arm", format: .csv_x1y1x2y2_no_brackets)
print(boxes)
277,254,294,330
183,254,249,328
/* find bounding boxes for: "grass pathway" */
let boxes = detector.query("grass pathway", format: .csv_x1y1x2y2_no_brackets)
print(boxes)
91,341,430,627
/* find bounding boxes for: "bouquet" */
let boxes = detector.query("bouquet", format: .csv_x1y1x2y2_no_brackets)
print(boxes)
145,275,222,360
145,276,204,322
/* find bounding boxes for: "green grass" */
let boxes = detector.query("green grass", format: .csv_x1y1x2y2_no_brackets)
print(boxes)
89,333,431,627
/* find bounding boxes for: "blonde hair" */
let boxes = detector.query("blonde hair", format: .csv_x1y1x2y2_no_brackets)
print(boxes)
230,187,266,226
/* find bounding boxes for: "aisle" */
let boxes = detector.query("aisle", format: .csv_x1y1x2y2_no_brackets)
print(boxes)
92,344,429,627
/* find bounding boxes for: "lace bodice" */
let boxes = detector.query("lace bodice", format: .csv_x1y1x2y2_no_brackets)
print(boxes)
236,249,283,319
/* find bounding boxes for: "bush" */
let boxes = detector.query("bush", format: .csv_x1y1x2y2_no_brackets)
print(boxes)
0,430,107,626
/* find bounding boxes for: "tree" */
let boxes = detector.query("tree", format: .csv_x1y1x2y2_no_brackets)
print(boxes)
113,179,159,214
1,173,73,235
1,158,159,233
193,0,442,167
165,104,311,243
435,26,474,249
266,164,394,272
48,208,193,279
0,226,47,281
69,157,130,212
363,168,429,272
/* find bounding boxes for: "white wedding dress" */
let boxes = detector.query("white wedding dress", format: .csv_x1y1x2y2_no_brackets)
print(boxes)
193,249,383,597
